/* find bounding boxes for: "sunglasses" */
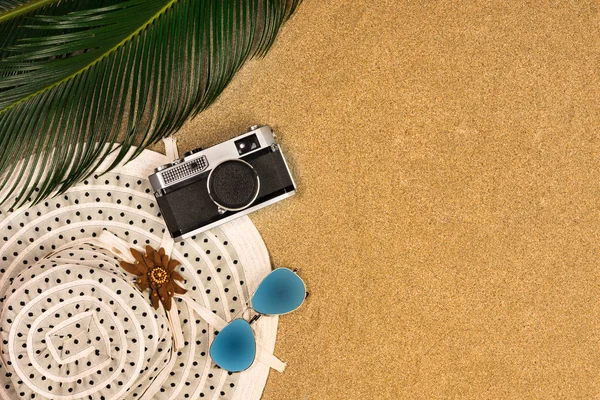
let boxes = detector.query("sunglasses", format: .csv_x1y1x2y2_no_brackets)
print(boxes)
209,267,308,372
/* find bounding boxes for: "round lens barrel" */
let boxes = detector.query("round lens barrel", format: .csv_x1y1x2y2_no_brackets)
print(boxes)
208,160,259,210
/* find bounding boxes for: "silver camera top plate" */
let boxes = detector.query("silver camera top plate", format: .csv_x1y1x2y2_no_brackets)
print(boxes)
149,126,277,193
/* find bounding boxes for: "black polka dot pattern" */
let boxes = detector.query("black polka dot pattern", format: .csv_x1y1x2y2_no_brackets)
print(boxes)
1,245,170,399
0,152,275,400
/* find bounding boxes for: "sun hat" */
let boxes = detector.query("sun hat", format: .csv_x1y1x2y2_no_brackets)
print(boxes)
0,139,284,400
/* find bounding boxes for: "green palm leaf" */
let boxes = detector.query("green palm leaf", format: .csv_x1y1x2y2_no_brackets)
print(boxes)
0,0,301,208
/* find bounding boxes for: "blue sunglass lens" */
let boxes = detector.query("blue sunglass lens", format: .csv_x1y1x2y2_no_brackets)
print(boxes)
209,319,256,372
252,268,306,315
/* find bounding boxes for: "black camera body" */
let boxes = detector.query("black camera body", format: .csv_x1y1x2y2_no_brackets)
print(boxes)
149,125,296,241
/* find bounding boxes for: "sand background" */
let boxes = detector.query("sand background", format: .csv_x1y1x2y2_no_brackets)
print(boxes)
170,1,600,398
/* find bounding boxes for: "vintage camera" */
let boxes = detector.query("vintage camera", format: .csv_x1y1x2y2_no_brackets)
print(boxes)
149,125,296,241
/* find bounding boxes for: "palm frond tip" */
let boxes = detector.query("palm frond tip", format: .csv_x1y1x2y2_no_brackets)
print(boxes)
0,0,302,208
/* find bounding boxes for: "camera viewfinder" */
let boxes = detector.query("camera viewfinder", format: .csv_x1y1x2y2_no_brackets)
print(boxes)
235,134,260,155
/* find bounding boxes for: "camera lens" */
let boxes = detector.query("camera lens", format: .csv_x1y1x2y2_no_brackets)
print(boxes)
207,160,260,211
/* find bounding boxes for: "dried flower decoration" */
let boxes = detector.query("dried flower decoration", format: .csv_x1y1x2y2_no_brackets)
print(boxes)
120,246,187,310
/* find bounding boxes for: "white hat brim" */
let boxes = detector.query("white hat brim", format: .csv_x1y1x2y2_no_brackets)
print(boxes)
0,147,278,400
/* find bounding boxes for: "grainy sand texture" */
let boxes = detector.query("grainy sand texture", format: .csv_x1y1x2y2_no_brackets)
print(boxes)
172,1,600,398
